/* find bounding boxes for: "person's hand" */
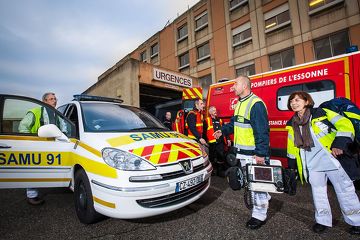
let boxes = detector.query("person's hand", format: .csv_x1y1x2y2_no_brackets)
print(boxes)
199,138,207,145
227,140,231,147
331,148,343,158
213,130,222,139
254,155,265,165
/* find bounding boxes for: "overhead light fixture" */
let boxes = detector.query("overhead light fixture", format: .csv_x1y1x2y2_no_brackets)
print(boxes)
265,22,276,29
309,0,325,7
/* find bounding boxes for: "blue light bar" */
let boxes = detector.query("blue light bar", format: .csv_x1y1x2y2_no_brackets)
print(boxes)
73,94,123,103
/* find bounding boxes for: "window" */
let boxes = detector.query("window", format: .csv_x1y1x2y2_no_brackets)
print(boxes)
179,52,190,70
277,80,335,110
57,105,68,114
235,61,255,76
199,74,212,98
2,97,74,137
140,51,147,62
177,24,188,42
195,11,208,32
150,43,159,58
264,3,291,33
308,0,344,15
232,22,252,47
229,0,248,11
269,48,295,70
314,31,350,60
64,104,80,136
81,103,165,132
197,42,210,62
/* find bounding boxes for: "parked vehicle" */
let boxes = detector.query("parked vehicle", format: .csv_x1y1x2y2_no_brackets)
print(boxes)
0,94,212,223
206,51,360,167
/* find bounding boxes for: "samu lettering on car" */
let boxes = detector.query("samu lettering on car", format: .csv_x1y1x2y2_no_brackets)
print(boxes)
0,153,61,165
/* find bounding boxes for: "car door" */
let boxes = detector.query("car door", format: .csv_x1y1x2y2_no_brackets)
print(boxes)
0,94,76,189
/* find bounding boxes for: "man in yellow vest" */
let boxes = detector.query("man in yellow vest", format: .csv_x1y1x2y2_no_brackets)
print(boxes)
204,106,231,176
214,75,270,230
18,92,59,205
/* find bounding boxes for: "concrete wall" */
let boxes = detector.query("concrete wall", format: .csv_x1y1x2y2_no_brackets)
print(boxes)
85,59,200,107
85,58,140,107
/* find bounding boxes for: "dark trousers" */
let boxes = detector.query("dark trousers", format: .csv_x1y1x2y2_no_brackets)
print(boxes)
284,157,297,195
209,142,227,175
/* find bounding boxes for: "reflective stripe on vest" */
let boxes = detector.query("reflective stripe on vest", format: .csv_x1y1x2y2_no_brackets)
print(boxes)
233,94,264,151
206,117,216,143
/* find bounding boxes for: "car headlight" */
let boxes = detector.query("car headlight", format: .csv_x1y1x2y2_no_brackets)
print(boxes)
102,148,156,171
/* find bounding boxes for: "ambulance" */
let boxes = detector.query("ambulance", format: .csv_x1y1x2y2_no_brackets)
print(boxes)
207,51,360,167
0,94,212,223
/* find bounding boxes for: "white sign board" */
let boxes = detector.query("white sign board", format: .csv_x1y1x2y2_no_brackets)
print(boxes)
153,68,193,88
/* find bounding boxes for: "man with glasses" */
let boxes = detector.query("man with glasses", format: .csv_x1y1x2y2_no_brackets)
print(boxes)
18,92,61,205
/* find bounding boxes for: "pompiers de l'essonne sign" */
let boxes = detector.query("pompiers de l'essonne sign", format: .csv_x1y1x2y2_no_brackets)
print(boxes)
153,68,193,88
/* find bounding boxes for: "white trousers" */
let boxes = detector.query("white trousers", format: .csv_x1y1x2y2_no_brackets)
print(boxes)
309,167,360,227
237,154,270,221
26,188,39,198
252,191,270,221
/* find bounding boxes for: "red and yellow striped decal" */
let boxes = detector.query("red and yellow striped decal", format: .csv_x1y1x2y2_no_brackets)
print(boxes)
182,87,202,100
129,142,202,165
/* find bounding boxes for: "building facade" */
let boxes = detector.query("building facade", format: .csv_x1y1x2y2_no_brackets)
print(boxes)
86,0,360,114
130,0,360,94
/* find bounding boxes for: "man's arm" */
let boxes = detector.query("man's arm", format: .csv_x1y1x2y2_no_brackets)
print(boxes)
221,116,235,136
18,112,35,133
250,102,270,158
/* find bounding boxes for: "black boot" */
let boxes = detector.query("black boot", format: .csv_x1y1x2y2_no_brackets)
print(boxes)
288,169,297,195
312,223,328,233
216,161,226,177
349,226,360,235
211,161,218,176
284,169,297,195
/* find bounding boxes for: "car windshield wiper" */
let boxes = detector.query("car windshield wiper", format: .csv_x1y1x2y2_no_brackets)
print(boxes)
130,127,167,131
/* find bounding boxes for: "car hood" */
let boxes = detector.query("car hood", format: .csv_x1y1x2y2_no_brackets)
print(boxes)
81,131,203,165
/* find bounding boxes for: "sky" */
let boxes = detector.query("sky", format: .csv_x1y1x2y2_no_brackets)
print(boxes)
0,0,199,105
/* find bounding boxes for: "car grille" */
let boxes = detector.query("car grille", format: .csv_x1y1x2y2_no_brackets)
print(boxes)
136,179,209,208
160,161,209,181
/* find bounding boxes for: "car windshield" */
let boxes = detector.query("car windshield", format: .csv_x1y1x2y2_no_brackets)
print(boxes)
81,102,167,132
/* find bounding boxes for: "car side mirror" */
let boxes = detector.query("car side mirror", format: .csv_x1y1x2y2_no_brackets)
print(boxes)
38,124,70,142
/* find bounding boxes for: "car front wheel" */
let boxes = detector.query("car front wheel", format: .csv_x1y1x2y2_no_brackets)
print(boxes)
74,169,103,224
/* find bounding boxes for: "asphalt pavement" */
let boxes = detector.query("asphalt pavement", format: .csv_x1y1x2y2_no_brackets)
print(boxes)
0,176,359,240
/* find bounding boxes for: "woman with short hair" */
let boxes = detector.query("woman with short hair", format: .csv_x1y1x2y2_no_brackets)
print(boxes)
286,91,360,235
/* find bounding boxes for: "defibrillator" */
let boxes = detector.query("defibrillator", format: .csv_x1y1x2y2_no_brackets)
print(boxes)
226,158,284,210
246,159,284,193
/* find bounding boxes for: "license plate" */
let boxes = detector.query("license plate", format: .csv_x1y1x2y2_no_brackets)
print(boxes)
175,175,203,192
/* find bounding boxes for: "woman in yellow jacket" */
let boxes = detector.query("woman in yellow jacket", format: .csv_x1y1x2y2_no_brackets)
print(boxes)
286,91,360,235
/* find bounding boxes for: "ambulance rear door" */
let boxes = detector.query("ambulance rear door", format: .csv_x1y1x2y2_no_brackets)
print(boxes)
0,95,76,189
